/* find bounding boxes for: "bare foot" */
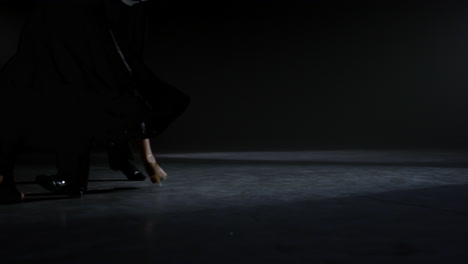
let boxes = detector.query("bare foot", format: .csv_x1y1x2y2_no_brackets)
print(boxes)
145,160,168,185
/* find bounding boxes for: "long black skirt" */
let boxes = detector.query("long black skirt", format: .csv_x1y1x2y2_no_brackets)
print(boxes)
0,0,190,144
107,66,191,141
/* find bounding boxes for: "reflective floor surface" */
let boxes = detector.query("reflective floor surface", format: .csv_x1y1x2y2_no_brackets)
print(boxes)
2,149,468,263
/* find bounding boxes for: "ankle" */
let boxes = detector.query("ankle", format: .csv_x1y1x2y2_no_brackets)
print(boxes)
145,154,156,164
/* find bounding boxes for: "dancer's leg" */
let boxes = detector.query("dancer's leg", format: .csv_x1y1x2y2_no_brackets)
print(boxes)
55,136,93,197
108,138,146,181
138,138,167,185
0,132,24,203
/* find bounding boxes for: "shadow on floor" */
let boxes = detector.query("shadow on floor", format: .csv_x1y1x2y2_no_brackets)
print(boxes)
21,187,140,203
16,179,133,185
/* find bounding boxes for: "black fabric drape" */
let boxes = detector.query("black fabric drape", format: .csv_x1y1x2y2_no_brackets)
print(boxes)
0,0,189,143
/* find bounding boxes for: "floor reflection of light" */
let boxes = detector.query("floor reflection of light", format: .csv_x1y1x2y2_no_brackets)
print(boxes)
159,150,468,163
156,150,468,204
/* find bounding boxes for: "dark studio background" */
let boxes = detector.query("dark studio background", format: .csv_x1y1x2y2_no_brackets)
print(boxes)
1,0,468,152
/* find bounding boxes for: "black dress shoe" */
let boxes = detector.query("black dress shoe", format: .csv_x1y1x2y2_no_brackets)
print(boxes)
120,162,146,181
108,140,146,181
36,174,67,194
36,175,85,198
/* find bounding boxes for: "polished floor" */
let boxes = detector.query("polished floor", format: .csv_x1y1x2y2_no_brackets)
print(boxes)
2,149,468,263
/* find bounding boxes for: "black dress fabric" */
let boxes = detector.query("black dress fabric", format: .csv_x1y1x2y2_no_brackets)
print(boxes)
0,0,190,142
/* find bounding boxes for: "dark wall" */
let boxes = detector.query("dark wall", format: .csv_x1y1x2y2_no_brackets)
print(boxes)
1,1,468,151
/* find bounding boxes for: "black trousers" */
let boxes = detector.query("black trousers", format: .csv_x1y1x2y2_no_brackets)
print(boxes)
54,134,93,192
107,135,133,171
0,130,20,186
0,129,92,192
